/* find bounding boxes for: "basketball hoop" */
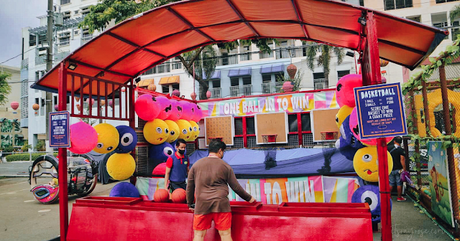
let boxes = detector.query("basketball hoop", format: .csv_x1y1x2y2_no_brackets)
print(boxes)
321,131,338,141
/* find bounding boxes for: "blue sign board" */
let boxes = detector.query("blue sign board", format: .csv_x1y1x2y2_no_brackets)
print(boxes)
354,83,407,140
49,111,70,147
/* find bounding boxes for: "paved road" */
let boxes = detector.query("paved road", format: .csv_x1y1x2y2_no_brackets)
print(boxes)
0,161,455,241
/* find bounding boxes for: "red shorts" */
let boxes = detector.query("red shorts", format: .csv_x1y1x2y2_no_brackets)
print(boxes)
193,212,232,231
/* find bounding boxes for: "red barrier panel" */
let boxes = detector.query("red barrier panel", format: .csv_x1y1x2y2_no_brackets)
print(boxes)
67,197,373,241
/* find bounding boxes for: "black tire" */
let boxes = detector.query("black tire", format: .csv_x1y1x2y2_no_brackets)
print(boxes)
29,155,59,204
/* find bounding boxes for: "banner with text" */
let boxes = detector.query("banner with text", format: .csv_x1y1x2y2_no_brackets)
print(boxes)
198,91,337,117
136,176,359,204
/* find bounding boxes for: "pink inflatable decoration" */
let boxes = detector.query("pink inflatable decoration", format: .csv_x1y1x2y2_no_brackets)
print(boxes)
135,94,160,121
349,108,393,146
192,104,203,122
179,101,192,121
166,99,182,121
336,74,362,108
10,101,19,110
69,121,98,154
155,96,172,120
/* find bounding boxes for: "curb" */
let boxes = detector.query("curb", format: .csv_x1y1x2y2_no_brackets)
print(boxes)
0,175,29,178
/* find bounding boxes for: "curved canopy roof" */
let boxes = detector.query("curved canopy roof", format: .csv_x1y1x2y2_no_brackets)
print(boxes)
32,0,448,96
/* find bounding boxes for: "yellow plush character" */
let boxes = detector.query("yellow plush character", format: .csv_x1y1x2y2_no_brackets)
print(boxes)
335,105,353,129
189,121,200,141
144,119,169,145
165,120,180,143
106,153,136,180
93,123,120,154
353,146,393,182
177,119,193,141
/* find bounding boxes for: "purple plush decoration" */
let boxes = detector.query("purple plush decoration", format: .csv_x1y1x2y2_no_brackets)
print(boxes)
179,101,193,121
155,96,172,120
335,137,358,161
109,182,140,198
351,184,392,223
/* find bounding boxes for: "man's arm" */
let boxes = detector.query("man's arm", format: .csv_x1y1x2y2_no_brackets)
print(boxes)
186,167,195,209
401,155,406,171
164,157,173,190
227,167,254,202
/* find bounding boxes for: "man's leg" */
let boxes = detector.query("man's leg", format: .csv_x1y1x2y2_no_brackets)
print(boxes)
193,230,207,241
218,229,232,241
397,185,402,199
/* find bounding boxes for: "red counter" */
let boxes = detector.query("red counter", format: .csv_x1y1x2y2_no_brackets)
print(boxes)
67,197,373,241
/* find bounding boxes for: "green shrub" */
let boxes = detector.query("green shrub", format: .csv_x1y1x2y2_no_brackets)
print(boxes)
34,140,46,151
5,153,58,162
21,140,31,152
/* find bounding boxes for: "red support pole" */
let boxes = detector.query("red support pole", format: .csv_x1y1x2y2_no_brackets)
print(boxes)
58,62,69,241
361,11,392,240
242,117,247,148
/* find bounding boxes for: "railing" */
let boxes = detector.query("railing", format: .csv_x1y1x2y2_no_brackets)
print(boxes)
259,51,274,59
210,88,221,98
262,82,273,94
230,86,240,97
242,84,252,96
240,52,251,61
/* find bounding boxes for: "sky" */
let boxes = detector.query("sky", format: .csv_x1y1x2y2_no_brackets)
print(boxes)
0,0,47,68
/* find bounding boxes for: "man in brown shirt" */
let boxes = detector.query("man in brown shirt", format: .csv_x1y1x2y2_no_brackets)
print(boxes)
186,139,255,241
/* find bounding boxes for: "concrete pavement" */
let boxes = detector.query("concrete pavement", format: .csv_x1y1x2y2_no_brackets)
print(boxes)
0,160,455,240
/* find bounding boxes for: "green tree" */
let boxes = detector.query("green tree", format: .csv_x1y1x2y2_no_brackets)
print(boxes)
0,71,12,106
305,42,344,88
79,0,278,99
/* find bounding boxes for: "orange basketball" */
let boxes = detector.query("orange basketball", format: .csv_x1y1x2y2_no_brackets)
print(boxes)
171,188,186,203
154,189,170,203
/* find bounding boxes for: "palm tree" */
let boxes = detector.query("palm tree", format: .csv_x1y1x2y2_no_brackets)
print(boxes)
0,71,12,105
305,42,344,88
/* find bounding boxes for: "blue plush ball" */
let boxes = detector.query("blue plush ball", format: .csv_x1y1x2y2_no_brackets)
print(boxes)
115,125,137,153
335,137,358,161
109,182,140,198
148,142,175,173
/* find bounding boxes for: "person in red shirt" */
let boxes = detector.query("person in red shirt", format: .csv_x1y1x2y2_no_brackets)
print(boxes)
164,139,189,191
187,139,255,241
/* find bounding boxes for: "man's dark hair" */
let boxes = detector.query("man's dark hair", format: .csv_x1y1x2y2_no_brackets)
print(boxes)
209,139,227,153
394,136,402,144
176,139,186,147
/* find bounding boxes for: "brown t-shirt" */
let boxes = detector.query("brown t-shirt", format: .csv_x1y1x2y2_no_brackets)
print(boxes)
186,156,252,215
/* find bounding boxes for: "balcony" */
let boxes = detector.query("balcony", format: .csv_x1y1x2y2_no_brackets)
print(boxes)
230,86,240,97
262,82,273,94
242,85,252,96
218,55,238,66
210,88,221,98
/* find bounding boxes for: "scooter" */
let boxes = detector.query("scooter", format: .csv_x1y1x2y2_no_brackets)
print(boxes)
28,154,98,204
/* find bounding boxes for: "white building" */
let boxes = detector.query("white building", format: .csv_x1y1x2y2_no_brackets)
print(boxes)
20,0,460,149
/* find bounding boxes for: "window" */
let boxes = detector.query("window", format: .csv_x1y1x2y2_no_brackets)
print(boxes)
242,76,251,85
29,34,37,47
60,0,71,4
234,118,243,135
407,15,421,23
162,85,169,94
288,114,298,133
246,117,255,135
384,0,412,10
240,45,251,61
230,77,239,86
58,31,70,45
222,53,229,65
262,74,271,82
63,11,71,20
436,0,459,3
452,18,460,41
276,40,290,59
82,28,92,41
274,72,284,82
301,113,311,132
157,62,170,73
171,84,179,91
313,73,327,90
337,70,350,79
431,12,448,29
359,0,364,6
302,41,307,57
212,80,221,88
172,57,182,70
81,7,90,16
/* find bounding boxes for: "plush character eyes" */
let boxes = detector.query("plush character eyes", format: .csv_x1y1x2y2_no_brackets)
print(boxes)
121,133,134,147
362,154,372,162
193,127,197,132
335,116,339,123
189,127,193,132
97,143,103,148
337,83,342,92
182,129,187,134
156,127,162,134
107,146,113,151
164,147,174,156
165,128,169,134
170,130,175,136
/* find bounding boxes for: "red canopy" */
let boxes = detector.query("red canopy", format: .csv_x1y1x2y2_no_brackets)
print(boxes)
32,0,448,96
